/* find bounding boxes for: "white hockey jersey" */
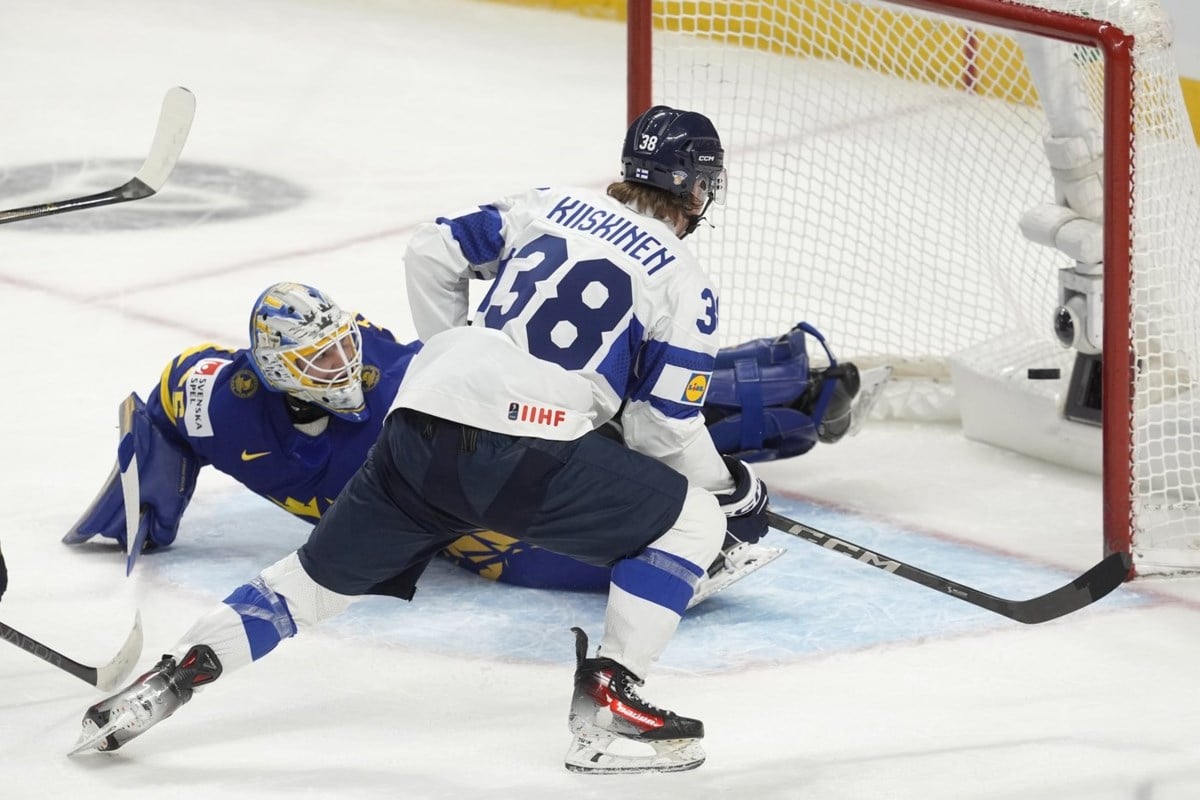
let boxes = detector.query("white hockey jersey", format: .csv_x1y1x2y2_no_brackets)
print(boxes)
395,187,732,492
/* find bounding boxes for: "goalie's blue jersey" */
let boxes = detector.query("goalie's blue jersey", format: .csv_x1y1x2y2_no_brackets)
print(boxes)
147,316,418,523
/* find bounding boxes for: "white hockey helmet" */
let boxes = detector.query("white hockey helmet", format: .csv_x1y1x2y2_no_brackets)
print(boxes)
249,282,366,421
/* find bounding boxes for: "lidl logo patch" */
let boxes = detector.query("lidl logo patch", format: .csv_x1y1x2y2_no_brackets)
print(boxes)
683,373,709,403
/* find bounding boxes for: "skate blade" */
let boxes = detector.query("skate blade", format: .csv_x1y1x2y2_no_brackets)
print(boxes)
68,710,134,756
689,543,785,608
565,728,705,774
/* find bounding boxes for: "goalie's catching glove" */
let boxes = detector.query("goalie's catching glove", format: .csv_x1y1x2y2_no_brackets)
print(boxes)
716,456,769,545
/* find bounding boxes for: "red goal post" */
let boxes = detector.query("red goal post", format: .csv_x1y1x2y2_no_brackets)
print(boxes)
627,0,1200,574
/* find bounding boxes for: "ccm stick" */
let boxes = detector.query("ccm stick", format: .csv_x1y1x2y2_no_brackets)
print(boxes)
766,509,1131,624
0,86,195,224
0,612,143,692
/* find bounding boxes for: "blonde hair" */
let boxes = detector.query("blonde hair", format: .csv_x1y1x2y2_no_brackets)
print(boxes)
606,181,702,232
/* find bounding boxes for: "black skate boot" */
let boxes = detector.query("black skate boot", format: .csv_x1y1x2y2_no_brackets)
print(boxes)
70,644,222,755
565,627,705,774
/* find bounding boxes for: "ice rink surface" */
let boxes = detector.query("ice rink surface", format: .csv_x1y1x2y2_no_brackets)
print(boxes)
2,1,1200,798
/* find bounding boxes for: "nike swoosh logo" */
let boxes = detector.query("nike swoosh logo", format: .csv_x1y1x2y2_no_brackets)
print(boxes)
241,450,271,461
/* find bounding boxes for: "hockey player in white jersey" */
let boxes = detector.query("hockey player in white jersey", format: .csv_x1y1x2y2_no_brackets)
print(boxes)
72,106,768,775
398,104,766,773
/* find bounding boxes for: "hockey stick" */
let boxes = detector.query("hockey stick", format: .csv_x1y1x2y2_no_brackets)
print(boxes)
766,509,1131,624
0,86,195,225
0,611,143,692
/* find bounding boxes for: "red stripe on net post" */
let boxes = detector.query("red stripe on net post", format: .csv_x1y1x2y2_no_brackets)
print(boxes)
627,0,653,124
1098,30,1135,571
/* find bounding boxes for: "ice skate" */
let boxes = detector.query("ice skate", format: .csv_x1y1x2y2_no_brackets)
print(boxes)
689,539,785,608
565,628,705,774
70,644,221,755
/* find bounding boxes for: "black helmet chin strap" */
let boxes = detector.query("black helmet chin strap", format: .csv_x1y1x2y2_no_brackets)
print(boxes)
680,196,714,239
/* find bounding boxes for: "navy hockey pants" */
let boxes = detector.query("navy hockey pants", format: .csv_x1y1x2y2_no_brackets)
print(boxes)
298,409,688,598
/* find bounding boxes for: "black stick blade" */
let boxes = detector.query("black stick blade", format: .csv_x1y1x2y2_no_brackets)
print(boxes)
1003,550,1132,624
766,509,1132,625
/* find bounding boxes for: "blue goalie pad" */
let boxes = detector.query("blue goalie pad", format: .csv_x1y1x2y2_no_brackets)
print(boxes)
441,531,611,591
704,322,853,463
63,393,199,553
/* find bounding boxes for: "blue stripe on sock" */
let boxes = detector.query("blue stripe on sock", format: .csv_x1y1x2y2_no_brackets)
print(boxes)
222,579,298,661
611,548,704,615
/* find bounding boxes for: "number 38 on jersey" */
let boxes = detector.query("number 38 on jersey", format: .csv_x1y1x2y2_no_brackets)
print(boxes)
478,232,719,375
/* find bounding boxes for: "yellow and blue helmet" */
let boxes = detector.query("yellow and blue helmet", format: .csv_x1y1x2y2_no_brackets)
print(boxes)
249,282,366,421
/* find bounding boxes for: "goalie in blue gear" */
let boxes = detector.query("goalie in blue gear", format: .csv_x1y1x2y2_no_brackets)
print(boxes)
64,282,871,597
63,282,420,572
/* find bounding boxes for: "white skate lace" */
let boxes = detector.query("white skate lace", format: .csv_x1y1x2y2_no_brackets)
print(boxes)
610,670,669,717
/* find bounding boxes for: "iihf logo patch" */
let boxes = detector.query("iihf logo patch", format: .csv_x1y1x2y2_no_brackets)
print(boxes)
508,402,567,427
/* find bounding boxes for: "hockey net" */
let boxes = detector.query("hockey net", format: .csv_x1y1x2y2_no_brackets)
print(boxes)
627,0,1200,573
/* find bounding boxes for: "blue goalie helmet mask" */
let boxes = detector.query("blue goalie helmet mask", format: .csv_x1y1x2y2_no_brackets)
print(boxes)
621,105,726,234
249,282,367,421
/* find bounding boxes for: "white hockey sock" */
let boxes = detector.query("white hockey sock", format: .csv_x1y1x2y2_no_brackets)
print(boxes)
599,487,724,677
170,551,357,673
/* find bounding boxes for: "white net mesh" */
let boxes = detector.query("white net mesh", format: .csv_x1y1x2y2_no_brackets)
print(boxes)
645,0,1200,571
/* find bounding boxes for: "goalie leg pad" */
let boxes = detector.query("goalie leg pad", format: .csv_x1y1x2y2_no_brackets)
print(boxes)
63,392,199,550
441,531,611,590
62,464,124,545
705,324,818,461
705,323,867,460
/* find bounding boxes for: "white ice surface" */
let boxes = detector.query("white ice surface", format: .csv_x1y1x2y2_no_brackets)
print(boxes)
2,2,1200,799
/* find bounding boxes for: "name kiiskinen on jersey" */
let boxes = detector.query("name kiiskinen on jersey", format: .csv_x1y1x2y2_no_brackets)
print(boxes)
546,195,677,275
